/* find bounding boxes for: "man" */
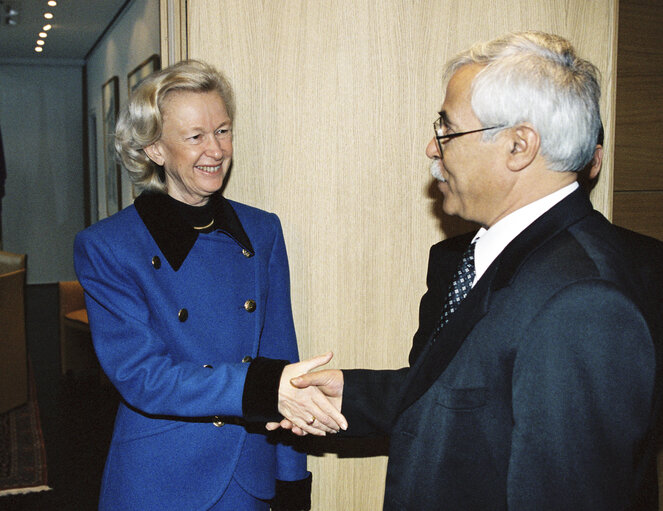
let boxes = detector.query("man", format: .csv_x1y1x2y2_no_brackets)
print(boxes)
275,32,663,509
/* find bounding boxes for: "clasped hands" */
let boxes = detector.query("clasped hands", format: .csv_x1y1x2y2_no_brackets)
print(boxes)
270,352,345,436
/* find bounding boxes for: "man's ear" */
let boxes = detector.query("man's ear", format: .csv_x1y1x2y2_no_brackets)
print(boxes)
143,142,165,167
505,124,539,172
589,145,603,181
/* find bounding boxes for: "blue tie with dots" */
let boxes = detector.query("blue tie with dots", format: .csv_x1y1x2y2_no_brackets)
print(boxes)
432,240,477,340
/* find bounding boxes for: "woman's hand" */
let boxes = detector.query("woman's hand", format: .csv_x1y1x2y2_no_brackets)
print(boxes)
275,352,347,436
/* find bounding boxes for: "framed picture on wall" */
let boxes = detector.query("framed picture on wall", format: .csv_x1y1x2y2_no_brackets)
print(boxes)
128,54,161,96
102,76,121,217
87,111,98,226
127,54,161,199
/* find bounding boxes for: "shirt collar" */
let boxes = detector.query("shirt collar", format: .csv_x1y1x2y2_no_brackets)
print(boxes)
473,182,579,284
134,191,254,271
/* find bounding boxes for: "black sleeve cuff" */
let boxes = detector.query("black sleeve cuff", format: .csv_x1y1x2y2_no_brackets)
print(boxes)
242,356,289,422
271,473,312,511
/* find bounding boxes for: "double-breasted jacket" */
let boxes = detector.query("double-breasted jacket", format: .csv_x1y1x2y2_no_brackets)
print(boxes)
74,192,307,510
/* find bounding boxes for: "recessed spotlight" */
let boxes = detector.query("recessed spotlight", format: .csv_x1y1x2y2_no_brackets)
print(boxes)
48,1,58,6
37,40,45,46
43,24,52,31
44,12,53,19
39,32,47,38
35,47,43,52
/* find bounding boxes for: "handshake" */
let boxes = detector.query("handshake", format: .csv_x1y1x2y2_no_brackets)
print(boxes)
270,352,347,436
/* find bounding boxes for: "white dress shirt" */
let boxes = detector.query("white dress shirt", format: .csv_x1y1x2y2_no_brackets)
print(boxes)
471,182,579,286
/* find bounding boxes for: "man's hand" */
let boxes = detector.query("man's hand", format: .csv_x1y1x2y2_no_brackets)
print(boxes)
269,365,345,436
275,352,347,436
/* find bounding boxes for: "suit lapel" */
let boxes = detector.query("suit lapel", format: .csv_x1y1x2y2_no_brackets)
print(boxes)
398,261,496,412
398,189,595,414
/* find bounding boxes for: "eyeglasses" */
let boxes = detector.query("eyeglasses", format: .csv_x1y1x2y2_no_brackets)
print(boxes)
433,116,502,157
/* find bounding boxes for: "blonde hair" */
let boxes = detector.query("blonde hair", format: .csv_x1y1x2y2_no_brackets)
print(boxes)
114,60,235,193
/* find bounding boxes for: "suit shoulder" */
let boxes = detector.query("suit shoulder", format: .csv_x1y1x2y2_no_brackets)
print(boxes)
226,199,283,246
430,231,477,257
227,199,278,225
75,206,142,246
612,225,663,258
226,198,275,218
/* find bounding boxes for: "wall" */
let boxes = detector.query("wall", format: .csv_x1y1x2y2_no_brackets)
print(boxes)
0,64,84,284
184,0,619,508
86,0,160,222
613,0,663,241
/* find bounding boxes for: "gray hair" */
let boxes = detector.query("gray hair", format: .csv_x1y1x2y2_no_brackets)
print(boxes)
445,31,601,172
114,60,235,193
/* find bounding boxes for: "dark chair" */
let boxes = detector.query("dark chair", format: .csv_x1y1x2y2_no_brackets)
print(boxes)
58,280,97,377
0,250,27,413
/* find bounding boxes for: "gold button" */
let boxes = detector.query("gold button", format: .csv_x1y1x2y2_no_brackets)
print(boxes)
151,256,161,269
213,416,224,427
244,300,256,312
178,308,188,322
241,356,253,363
242,249,253,258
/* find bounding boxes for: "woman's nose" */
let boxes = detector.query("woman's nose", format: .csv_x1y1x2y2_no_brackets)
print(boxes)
206,136,224,158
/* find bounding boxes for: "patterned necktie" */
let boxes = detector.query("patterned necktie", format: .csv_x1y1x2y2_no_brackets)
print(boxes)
432,240,477,339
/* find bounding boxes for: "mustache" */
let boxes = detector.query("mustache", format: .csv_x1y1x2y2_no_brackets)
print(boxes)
430,160,447,183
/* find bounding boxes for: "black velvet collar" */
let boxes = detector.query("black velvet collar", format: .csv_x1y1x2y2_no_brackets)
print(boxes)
134,191,254,271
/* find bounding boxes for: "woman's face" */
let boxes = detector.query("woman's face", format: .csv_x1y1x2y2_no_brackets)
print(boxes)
144,90,233,206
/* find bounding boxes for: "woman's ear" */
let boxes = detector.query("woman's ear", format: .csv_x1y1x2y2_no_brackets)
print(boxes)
505,124,539,172
143,142,165,167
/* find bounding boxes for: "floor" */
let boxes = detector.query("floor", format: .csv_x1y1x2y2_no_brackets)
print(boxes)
2,284,119,511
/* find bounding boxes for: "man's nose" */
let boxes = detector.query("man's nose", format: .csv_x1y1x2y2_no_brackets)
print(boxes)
426,137,441,159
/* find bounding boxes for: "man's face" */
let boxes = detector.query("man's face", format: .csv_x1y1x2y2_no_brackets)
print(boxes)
427,64,507,227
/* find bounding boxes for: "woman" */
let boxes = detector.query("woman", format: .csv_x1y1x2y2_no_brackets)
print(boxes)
74,60,342,510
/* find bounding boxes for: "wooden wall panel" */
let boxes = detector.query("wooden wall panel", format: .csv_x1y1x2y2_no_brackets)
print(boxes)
613,0,663,242
183,1,618,508
614,0,663,191
613,191,663,241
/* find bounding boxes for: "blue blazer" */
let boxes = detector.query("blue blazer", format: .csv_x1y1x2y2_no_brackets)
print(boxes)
342,189,663,510
74,196,307,510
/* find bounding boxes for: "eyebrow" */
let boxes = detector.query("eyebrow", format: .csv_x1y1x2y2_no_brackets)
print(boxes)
183,119,231,133
438,110,455,129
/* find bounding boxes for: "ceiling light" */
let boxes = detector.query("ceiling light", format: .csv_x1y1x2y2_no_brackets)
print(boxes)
39,32,47,38
43,12,53,19
47,1,57,6
37,40,45,46
43,24,52,30
1,4,20,25
35,47,43,53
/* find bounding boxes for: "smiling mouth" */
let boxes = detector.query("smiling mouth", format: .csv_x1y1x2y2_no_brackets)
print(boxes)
195,164,222,174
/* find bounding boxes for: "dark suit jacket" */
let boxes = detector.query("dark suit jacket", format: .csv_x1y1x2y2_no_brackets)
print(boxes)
342,189,663,510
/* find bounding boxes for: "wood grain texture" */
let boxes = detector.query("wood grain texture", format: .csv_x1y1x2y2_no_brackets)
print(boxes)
160,0,188,66
183,1,617,508
614,0,663,191
613,191,663,241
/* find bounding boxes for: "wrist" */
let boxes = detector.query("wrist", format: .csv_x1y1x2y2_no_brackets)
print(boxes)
242,357,289,422
271,473,312,511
